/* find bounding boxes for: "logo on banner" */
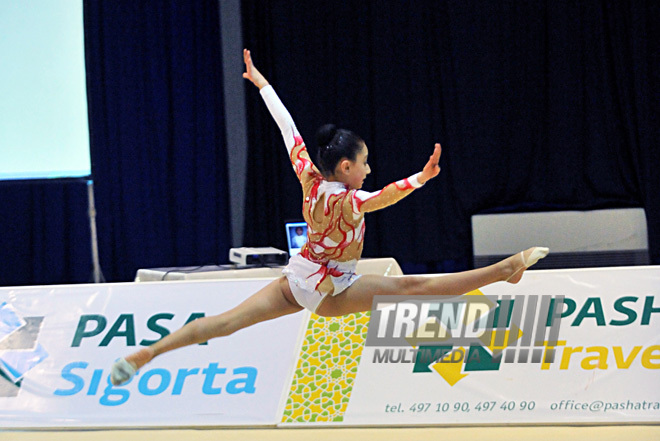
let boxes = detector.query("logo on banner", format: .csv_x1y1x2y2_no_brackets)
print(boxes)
366,291,564,386
0,302,48,397
367,292,660,386
53,312,258,406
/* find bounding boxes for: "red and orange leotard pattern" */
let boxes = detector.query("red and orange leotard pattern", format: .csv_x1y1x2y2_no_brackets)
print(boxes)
260,85,424,312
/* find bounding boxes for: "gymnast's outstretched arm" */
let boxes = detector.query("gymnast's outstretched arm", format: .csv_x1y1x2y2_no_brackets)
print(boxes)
353,143,441,213
242,49,320,182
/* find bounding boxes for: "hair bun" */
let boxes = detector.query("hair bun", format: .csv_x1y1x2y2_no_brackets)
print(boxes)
316,124,338,148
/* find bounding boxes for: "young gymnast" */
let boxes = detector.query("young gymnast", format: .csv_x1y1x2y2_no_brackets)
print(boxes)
110,49,548,385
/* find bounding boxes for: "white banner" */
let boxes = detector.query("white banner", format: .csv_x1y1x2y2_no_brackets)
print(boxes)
0,279,308,428
343,267,660,424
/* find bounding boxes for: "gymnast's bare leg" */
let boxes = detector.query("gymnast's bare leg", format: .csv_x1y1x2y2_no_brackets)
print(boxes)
110,277,303,385
111,247,545,385
315,246,547,317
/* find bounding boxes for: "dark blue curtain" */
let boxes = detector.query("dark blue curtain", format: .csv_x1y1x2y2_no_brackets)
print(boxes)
0,1,232,287
83,0,231,281
241,0,660,272
0,179,91,286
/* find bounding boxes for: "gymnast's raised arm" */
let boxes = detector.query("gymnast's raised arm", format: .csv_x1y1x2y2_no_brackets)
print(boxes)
352,143,441,213
243,49,320,184
243,49,299,152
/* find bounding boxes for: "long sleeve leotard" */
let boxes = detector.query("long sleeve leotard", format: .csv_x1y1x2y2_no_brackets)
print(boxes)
260,85,424,300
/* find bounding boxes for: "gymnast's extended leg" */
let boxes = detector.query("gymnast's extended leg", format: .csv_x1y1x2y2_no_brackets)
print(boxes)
111,277,303,385
316,247,547,317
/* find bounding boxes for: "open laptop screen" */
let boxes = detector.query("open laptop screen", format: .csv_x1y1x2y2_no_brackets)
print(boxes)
285,221,308,257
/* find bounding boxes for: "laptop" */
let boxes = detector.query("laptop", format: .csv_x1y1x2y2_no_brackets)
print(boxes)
285,221,308,257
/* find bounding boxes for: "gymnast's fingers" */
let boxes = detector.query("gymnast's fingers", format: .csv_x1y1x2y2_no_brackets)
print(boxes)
432,143,442,164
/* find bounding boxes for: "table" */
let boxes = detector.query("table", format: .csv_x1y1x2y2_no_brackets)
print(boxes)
135,257,403,281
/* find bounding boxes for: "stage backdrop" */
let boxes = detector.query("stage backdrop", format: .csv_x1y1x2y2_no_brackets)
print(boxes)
241,0,660,272
0,1,233,286
83,0,232,282
1,1,658,287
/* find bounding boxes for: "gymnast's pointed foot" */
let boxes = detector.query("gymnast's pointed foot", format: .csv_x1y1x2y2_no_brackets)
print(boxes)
110,347,154,386
110,358,137,386
504,247,550,284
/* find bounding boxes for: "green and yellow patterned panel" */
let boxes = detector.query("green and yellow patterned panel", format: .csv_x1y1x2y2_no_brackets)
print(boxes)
281,311,370,423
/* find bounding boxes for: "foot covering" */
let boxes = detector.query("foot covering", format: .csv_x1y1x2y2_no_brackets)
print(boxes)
110,358,137,386
523,247,549,268
506,247,550,283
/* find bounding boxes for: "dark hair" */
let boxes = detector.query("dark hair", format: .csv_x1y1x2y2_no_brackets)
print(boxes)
315,124,365,176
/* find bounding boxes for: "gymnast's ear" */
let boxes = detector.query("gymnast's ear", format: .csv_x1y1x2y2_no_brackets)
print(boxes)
338,158,352,176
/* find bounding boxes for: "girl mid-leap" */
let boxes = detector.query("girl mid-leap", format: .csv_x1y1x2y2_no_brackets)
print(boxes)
110,50,548,385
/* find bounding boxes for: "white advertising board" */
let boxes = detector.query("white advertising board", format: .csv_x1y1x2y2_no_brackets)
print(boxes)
343,267,660,424
0,279,308,428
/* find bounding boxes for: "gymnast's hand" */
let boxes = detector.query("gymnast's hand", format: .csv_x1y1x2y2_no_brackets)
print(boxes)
242,49,270,90
418,143,442,184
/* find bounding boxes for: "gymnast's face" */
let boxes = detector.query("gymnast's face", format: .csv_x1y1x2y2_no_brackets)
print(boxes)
338,143,371,190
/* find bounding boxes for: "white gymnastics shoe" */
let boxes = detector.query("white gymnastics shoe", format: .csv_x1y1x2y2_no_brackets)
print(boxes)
110,358,137,386
506,247,550,283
